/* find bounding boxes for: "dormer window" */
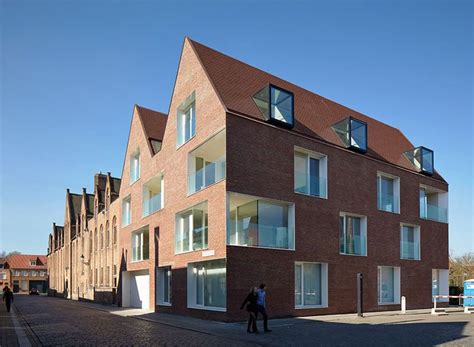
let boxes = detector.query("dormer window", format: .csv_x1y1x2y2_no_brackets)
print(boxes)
30,260,37,266
253,84,294,127
404,146,434,175
332,117,367,153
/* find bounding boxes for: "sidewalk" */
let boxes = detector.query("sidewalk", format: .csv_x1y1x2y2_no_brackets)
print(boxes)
0,299,19,346
69,299,468,345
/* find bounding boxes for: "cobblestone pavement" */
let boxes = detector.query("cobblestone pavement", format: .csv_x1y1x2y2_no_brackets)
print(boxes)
9,296,256,346
6,295,474,346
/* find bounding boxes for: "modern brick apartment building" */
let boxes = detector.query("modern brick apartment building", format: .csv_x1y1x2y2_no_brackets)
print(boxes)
47,38,449,321
48,173,122,303
3,255,48,293
116,38,448,321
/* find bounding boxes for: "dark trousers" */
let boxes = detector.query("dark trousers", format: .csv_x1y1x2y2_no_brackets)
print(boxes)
5,301,11,313
256,305,268,331
247,311,257,332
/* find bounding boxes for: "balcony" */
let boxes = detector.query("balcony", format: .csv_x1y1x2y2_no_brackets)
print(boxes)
420,186,448,223
228,193,295,250
143,175,164,217
188,130,226,195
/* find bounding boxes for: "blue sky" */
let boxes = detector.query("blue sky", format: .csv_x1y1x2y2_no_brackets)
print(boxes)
1,0,472,255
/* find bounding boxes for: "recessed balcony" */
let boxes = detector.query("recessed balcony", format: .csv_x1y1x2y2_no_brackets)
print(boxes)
188,130,226,195
420,185,448,223
227,192,295,250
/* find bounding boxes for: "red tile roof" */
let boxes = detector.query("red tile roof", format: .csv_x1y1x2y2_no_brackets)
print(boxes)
136,105,168,156
4,254,47,270
188,39,445,182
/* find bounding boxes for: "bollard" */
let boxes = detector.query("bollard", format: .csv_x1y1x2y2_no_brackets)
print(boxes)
401,296,406,314
357,273,363,317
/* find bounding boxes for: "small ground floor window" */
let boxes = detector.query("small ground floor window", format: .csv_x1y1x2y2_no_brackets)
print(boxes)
157,266,171,305
295,262,328,308
188,259,226,311
377,266,401,305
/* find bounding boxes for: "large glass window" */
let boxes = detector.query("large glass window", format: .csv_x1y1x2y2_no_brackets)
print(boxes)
188,259,226,310
295,262,328,308
400,224,420,260
339,214,367,256
377,173,400,213
175,202,208,253
157,266,171,305
143,175,164,217
131,227,149,262
332,117,368,152
405,146,434,175
122,196,131,226
177,92,196,147
130,149,140,183
294,150,327,198
228,194,295,250
253,85,294,127
378,266,400,304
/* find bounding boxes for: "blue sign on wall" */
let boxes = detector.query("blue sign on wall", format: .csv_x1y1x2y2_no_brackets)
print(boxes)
464,280,474,307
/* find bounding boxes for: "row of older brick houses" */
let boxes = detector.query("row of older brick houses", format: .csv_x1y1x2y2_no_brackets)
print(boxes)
47,38,449,321
1,254,48,293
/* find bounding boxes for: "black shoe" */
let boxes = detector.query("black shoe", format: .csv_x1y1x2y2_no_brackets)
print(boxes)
264,329,272,332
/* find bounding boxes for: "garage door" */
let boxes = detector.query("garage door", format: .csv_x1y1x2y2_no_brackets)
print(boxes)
130,272,149,309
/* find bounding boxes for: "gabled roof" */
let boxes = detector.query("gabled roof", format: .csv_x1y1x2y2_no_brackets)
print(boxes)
69,193,82,224
4,254,47,270
136,105,168,155
188,38,445,182
86,193,95,216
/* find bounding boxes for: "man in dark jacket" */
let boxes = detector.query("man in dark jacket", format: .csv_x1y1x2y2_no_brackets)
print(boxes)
3,286,14,313
256,284,271,332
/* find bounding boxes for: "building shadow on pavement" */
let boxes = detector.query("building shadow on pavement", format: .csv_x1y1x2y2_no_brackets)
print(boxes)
135,310,471,347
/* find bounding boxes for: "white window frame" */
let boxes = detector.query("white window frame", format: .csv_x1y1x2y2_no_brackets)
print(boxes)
175,202,208,254
187,260,226,312
400,223,421,260
339,212,367,256
177,92,196,148
432,269,449,302
122,195,132,227
156,266,172,306
131,228,148,262
22,270,28,277
377,266,401,305
294,147,328,199
377,172,400,213
294,262,328,309
30,261,37,266
129,149,140,184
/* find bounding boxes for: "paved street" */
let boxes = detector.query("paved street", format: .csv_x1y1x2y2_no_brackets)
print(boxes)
1,295,474,346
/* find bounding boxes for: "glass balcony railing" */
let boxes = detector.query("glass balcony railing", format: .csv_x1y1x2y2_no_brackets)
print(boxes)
229,222,294,250
188,157,226,194
294,171,327,198
377,192,399,213
143,193,162,217
420,203,448,223
401,241,420,260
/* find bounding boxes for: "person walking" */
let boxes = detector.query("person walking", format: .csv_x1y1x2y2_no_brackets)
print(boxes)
256,283,271,332
3,286,14,313
240,287,258,333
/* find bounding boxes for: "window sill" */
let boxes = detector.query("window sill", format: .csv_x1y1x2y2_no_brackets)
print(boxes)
378,302,400,306
157,302,172,307
377,208,400,214
188,305,226,312
176,134,196,150
420,216,448,224
227,244,295,251
294,191,328,200
187,178,226,197
131,259,149,264
295,305,328,310
400,257,420,261
339,252,367,257
175,248,209,256
142,207,164,219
